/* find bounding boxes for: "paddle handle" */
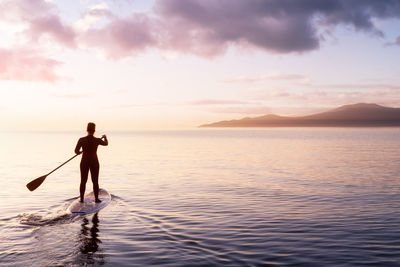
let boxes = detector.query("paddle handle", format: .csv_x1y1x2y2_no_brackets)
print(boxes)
47,154,80,176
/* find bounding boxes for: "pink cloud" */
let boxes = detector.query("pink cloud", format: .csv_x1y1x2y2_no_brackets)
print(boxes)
188,99,251,105
27,14,76,48
0,48,61,82
83,13,158,59
54,93,93,99
1,0,76,48
222,73,309,83
209,106,273,115
0,0,51,21
154,0,400,56
76,0,400,59
2,0,400,61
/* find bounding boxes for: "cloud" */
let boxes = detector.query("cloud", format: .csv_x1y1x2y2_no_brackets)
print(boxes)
0,48,61,82
208,106,273,115
222,73,310,83
311,90,400,107
75,3,114,32
77,0,400,58
199,86,400,116
188,99,252,105
396,36,400,46
154,0,320,56
2,0,400,61
0,0,73,82
0,0,76,48
103,102,170,109
316,83,400,90
249,86,400,109
187,99,271,114
157,0,400,54
54,93,93,99
83,13,159,58
27,14,76,48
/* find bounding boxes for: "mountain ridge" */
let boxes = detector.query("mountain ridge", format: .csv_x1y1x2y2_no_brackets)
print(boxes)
199,103,400,127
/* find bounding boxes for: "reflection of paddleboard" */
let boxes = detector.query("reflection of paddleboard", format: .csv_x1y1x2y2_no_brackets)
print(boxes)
67,189,111,215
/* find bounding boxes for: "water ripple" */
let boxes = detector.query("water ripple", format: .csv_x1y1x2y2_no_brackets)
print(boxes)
2,129,400,266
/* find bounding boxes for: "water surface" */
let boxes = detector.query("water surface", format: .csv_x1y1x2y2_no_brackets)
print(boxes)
1,128,400,266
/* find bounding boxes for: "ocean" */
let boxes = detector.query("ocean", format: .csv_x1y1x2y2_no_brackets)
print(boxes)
1,128,400,266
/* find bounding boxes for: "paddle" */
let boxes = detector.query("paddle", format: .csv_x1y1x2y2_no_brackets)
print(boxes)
26,154,80,191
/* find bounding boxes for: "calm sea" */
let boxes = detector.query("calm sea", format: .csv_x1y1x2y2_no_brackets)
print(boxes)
1,128,400,266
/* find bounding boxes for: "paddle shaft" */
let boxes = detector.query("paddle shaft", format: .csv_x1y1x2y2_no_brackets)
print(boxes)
47,154,80,176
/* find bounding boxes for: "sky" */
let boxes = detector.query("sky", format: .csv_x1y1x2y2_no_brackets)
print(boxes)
0,0,400,130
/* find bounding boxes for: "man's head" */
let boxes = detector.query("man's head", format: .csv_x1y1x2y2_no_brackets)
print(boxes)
87,122,96,134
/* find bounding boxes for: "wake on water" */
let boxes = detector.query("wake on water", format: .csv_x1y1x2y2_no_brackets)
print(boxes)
4,195,122,267
19,213,76,226
19,200,78,226
18,194,121,227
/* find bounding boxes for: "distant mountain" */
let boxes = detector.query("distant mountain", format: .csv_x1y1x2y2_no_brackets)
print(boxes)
199,103,400,127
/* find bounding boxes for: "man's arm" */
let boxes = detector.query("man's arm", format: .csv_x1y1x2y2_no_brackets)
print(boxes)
100,135,108,146
75,138,82,154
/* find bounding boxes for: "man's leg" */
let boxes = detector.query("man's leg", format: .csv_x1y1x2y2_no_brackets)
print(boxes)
80,162,89,202
90,161,100,202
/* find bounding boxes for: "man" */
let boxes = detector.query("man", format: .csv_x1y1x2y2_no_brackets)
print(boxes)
75,122,108,203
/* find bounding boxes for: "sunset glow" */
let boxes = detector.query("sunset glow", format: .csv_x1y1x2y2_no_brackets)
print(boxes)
1,0,400,130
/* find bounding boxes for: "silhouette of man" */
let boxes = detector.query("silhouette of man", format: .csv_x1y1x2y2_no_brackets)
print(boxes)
75,122,108,203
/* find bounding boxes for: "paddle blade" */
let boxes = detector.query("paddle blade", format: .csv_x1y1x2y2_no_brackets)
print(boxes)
26,175,47,191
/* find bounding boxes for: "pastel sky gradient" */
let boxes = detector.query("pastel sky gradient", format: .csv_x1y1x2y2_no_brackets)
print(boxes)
1,0,400,130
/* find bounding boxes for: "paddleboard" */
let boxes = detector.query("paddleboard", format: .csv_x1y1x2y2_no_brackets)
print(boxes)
67,188,111,215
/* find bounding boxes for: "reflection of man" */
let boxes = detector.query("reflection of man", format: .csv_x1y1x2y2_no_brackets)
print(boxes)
78,213,104,265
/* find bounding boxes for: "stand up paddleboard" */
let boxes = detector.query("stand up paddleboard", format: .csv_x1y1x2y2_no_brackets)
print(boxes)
67,189,111,215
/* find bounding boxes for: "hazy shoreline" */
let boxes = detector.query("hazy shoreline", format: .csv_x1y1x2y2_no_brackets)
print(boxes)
200,103,400,128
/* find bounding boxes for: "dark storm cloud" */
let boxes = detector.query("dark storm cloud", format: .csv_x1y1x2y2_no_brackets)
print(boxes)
156,0,321,54
154,0,400,55
4,0,400,59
